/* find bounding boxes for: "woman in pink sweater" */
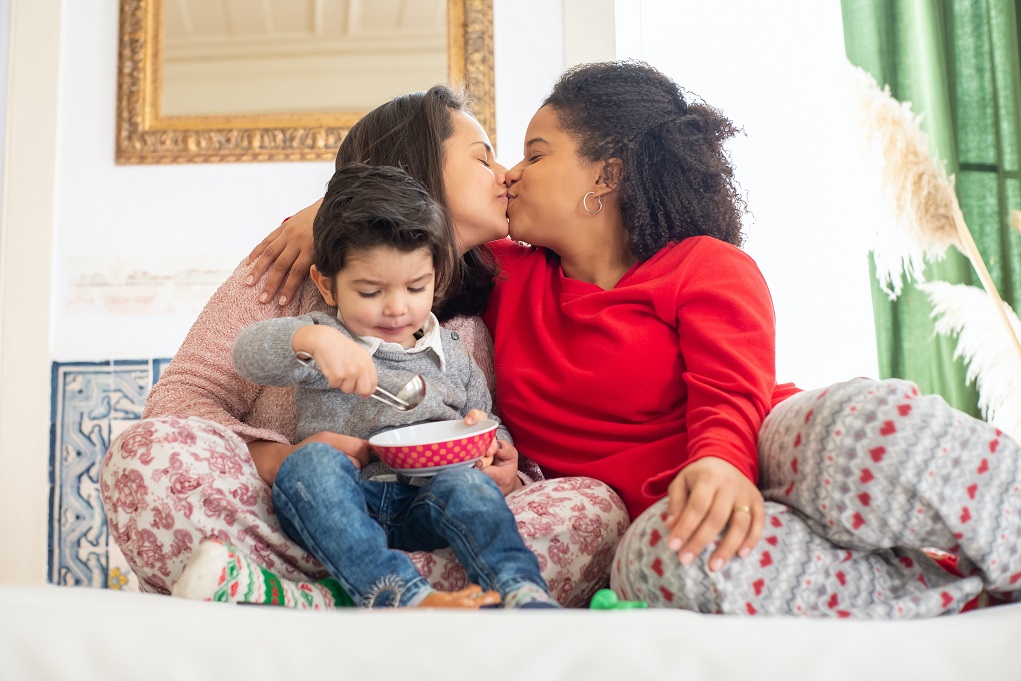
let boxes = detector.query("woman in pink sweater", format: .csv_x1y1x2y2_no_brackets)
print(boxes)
244,61,1021,618
100,86,628,608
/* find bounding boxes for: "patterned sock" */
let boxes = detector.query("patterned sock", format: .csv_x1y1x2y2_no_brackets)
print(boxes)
504,583,561,609
171,539,354,609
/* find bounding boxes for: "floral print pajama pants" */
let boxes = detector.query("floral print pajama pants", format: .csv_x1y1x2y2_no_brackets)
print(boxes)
613,377,1021,617
101,416,629,608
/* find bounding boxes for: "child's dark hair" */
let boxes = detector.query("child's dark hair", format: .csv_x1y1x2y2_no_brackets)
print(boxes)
335,85,498,321
543,61,746,260
313,163,456,300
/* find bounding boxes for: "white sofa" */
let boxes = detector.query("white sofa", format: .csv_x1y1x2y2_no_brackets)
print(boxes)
3,584,1018,680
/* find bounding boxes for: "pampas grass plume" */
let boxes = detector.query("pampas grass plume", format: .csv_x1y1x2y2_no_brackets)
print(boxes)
850,67,962,298
852,65,1021,363
921,281,1021,443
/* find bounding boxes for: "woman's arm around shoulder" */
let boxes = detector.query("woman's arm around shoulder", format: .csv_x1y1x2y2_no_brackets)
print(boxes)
245,199,320,306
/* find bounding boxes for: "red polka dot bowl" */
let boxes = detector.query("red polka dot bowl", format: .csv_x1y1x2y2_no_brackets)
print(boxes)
369,418,498,475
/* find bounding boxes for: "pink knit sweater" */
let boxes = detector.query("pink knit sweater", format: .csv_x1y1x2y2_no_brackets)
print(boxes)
143,261,499,446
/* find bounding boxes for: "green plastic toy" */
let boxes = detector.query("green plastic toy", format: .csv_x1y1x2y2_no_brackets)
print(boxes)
589,588,648,609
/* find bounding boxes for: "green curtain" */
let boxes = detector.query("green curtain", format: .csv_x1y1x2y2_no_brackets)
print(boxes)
841,0,1021,415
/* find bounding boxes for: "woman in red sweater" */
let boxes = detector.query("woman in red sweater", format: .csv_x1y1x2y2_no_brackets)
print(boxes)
478,61,1021,617
247,62,1021,618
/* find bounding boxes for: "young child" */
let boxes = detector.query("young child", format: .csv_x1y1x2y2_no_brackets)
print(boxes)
227,163,557,609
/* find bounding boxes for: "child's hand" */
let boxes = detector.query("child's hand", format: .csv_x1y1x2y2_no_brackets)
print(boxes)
463,409,489,426
293,325,378,397
663,457,764,572
463,410,521,495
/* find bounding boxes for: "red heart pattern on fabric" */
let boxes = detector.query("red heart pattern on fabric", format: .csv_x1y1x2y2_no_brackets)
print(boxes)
612,376,1021,618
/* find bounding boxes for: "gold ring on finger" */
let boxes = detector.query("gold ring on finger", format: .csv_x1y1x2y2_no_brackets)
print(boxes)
733,505,751,514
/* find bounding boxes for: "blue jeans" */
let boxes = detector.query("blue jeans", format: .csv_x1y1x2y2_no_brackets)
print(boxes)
273,442,549,607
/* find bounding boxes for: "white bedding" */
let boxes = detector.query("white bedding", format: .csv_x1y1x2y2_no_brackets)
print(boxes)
3,585,1016,681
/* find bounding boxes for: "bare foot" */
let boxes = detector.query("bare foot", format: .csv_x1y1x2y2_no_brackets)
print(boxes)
418,585,501,609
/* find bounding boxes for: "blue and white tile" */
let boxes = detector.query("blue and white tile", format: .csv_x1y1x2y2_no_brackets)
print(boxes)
49,359,170,590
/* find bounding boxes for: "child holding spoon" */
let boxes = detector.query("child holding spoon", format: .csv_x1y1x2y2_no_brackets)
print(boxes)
176,163,557,610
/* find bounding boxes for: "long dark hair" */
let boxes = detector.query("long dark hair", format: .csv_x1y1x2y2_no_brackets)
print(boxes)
544,61,746,260
334,86,498,321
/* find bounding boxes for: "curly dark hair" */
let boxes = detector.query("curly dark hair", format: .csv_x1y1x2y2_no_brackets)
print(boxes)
313,164,455,301
543,61,746,260
335,85,498,321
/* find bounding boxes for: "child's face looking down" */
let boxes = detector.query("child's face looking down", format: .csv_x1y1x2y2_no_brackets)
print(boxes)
321,246,435,349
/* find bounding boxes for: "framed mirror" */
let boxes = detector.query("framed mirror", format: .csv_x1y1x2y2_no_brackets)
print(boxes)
116,0,494,164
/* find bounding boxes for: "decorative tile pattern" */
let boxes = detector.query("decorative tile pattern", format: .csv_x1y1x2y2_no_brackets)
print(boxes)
48,359,171,589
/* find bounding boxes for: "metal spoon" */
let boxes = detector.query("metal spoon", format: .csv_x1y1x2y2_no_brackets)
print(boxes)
371,374,426,411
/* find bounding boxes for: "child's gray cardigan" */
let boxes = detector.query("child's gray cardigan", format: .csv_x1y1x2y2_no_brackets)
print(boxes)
232,312,511,474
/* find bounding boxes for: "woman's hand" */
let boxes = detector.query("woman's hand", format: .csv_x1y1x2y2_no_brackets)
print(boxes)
465,409,522,496
480,440,521,496
245,199,321,306
248,432,370,486
664,457,764,572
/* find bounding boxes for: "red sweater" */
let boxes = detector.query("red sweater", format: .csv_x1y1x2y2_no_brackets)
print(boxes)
483,237,799,519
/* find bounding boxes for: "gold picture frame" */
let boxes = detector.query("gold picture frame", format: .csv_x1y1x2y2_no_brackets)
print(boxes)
116,0,495,164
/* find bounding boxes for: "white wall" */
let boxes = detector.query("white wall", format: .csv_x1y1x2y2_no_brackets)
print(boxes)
609,0,880,391
54,0,334,362
492,0,564,161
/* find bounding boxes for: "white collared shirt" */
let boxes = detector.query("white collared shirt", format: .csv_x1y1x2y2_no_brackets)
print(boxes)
336,311,447,372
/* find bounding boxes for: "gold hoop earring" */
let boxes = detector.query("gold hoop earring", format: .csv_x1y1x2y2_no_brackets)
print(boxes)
582,191,603,215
